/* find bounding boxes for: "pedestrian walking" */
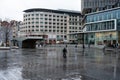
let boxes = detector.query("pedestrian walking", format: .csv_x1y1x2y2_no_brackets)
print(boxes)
63,47,67,59
66,45,67,48
88,42,91,48
75,44,77,48
116,43,119,48
103,45,106,51
83,44,85,49
74,45,77,60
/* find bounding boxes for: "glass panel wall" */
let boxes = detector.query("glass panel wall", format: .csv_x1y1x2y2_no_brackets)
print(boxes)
86,8,120,23
85,20,115,31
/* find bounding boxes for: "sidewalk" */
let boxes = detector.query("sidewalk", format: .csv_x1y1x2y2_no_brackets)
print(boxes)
104,47,120,52
44,44,120,51
77,44,104,49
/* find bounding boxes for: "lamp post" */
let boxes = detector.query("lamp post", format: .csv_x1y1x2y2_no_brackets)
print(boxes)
75,34,78,44
110,34,112,46
83,33,85,49
42,29,45,47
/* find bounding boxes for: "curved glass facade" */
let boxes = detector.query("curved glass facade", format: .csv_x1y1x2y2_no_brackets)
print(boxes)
86,20,115,31
84,8,120,46
86,8,120,23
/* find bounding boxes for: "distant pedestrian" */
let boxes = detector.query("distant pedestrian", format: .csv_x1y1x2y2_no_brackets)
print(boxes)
75,44,77,48
83,45,85,49
66,45,67,48
63,47,67,59
88,42,91,48
116,43,119,48
103,45,105,51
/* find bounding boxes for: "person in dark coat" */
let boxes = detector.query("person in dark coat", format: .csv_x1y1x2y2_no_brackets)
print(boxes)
63,47,67,58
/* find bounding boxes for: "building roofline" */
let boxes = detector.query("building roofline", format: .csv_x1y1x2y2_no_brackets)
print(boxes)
23,8,82,15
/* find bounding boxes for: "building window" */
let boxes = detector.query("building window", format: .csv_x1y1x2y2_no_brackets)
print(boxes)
36,26,39,28
36,29,39,32
64,27,67,29
40,22,43,24
40,26,43,28
45,30,48,32
36,22,39,24
32,29,34,31
53,23,56,25
40,18,43,20
36,14,39,16
40,29,43,32
36,18,39,20
61,23,63,25
32,18,34,20
64,30,67,33
40,14,43,16
49,19,52,21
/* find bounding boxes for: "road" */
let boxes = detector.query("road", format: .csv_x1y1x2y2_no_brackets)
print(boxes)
0,44,120,80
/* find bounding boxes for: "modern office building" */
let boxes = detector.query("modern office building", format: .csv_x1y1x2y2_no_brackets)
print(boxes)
21,8,82,44
81,0,119,14
83,7,120,47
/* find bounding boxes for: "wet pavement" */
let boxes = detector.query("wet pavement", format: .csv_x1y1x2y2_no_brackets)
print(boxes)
0,45,120,80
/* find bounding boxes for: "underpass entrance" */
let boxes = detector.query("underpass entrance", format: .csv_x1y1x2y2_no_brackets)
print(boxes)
22,39,35,48
22,39,43,48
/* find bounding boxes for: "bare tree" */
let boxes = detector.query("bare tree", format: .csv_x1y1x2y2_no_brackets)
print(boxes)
1,21,13,47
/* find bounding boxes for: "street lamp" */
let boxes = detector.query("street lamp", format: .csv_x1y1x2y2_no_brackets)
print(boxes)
75,34,78,44
110,34,112,46
82,33,85,49
42,29,45,47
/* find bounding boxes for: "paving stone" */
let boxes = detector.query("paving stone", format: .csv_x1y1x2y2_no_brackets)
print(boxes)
0,45,120,80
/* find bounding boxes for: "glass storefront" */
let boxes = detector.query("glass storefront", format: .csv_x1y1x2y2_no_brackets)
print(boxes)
84,31,118,46
84,33,95,44
95,32,117,45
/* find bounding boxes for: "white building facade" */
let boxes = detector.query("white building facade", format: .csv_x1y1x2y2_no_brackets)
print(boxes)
21,8,82,43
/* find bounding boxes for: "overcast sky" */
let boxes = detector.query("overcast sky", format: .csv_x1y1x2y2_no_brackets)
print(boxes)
0,0,81,21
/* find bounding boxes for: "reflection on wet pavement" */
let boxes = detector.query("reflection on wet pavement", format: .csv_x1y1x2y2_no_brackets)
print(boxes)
0,45,120,80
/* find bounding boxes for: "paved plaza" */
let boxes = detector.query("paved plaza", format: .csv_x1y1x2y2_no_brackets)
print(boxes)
0,44,120,80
